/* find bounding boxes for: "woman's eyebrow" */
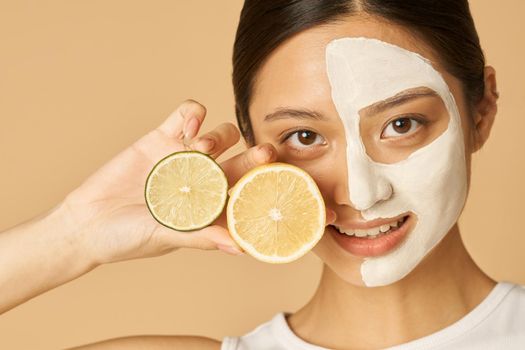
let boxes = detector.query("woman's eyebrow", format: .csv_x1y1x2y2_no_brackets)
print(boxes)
264,107,328,122
362,87,439,116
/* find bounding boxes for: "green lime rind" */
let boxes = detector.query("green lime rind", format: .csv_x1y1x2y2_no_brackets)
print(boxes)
144,150,228,232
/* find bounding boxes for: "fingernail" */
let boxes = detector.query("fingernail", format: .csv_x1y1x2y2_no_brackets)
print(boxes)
257,144,273,162
217,244,245,256
196,138,215,152
326,208,337,225
184,117,199,139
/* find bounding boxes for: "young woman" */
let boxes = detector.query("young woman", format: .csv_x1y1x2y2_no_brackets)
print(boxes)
1,0,523,349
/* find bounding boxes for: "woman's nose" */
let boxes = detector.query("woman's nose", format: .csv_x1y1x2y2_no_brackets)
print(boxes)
334,156,393,211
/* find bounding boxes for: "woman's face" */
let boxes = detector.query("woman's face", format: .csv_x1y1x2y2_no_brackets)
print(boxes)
248,16,475,287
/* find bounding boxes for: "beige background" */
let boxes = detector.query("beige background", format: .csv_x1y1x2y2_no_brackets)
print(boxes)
0,1,524,349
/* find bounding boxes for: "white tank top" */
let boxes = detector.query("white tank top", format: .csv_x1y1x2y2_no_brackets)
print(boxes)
221,282,525,349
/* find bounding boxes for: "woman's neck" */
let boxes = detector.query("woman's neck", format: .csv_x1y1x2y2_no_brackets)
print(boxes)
287,225,496,350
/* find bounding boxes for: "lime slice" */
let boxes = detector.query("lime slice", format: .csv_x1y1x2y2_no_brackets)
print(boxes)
145,151,228,231
226,162,326,263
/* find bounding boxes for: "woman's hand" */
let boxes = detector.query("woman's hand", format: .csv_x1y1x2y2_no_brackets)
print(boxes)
62,99,277,265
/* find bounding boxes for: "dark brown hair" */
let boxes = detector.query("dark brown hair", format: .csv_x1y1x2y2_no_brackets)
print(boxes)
232,0,485,145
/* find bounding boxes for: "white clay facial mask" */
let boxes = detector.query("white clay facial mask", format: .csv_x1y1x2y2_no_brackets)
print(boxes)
325,37,468,287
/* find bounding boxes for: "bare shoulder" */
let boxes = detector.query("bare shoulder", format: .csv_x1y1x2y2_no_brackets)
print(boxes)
66,335,222,350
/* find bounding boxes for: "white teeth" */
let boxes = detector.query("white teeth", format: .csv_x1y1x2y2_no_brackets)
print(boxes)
335,226,355,236
364,228,380,236
334,216,406,238
355,229,367,237
380,224,390,233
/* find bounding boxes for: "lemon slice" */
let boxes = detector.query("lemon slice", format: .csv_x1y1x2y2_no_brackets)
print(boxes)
145,151,228,231
227,162,326,263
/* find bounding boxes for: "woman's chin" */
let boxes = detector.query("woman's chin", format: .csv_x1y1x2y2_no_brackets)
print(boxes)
312,241,368,287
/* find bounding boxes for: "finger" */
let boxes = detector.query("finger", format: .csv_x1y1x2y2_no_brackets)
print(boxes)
325,207,337,226
190,122,241,157
191,225,245,254
157,224,245,254
220,143,277,187
157,99,207,139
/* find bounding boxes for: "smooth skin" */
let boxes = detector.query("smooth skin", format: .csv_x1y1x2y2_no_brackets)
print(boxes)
0,14,498,350
249,15,499,349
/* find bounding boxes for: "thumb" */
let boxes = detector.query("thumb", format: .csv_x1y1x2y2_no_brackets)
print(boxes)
220,143,277,188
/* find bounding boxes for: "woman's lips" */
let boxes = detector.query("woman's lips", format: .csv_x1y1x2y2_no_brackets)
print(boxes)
328,214,413,257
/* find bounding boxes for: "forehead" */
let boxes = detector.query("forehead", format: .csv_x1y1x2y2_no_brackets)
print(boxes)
249,17,448,119
326,37,451,111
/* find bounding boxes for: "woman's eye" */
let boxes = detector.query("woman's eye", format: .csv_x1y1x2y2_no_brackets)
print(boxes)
381,117,423,138
284,129,325,148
